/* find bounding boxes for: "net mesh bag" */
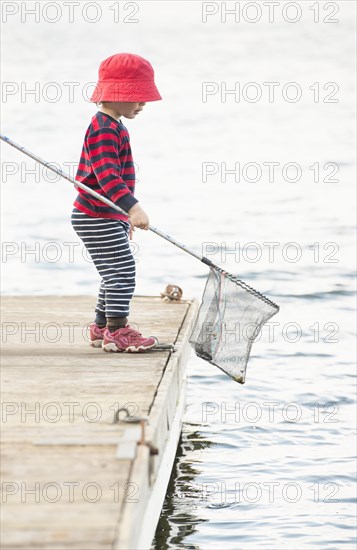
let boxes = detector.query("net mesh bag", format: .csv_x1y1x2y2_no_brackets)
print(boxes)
189,267,279,384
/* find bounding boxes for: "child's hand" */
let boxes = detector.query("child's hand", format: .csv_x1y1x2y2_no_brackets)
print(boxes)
128,203,150,230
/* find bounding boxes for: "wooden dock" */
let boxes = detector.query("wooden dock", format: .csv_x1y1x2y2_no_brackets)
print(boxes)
0,296,198,549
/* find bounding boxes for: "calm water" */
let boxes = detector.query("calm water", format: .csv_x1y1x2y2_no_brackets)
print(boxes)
1,2,356,548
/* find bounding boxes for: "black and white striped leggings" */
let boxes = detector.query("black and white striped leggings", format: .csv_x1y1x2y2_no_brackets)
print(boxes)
71,208,135,320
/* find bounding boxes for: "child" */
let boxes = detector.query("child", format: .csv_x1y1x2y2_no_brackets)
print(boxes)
71,53,162,352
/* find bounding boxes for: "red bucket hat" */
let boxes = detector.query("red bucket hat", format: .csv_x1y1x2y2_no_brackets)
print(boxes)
90,53,162,103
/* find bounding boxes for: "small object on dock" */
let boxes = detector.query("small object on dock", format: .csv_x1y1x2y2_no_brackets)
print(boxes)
150,342,176,352
113,407,149,424
160,284,183,302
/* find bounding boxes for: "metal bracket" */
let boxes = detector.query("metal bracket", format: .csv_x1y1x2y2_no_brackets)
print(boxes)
113,408,158,456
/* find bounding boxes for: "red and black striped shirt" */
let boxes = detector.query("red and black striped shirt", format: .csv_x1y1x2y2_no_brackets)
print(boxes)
74,111,138,220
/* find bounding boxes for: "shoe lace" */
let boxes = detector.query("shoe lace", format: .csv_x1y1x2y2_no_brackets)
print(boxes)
123,325,143,342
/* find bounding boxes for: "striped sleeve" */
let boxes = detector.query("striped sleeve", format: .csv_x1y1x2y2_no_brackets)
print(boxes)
87,127,138,212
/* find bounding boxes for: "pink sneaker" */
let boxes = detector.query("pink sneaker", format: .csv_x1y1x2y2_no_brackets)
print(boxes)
89,323,106,348
102,325,157,353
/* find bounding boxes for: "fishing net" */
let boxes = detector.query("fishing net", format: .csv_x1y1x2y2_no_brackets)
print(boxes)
189,267,279,384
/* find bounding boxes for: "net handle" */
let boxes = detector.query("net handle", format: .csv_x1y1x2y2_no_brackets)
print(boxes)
0,134,279,310
0,134,203,260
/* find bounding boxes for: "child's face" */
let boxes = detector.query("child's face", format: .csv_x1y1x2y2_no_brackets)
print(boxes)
102,101,146,119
